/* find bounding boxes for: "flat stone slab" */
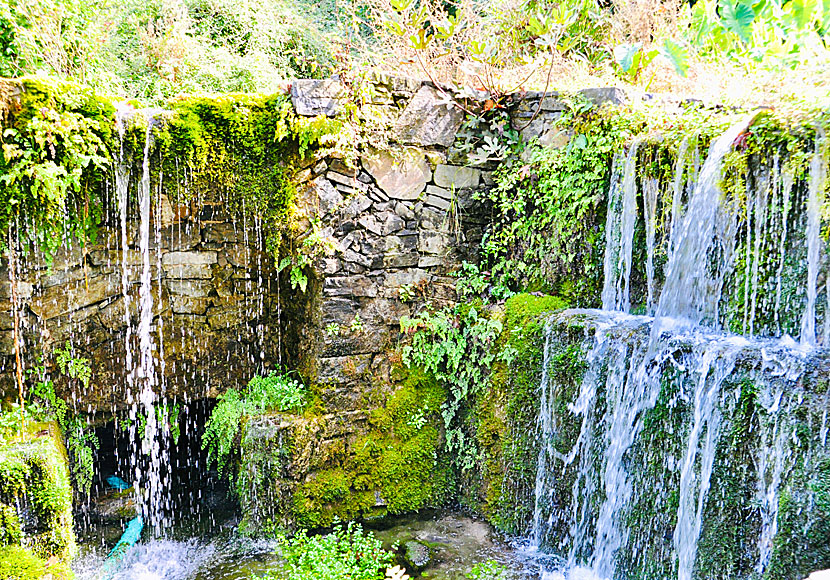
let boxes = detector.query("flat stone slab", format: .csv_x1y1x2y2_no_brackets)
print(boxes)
361,147,431,201
396,85,465,147
291,79,346,117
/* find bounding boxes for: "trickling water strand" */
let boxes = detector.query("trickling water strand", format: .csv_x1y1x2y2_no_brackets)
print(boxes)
602,142,640,312
774,162,793,336
115,106,134,405
667,137,690,263
643,177,659,313
754,387,789,576
532,319,558,549
800,137,826,346
674,341,740,580
656,114,758,330
133,112,170,535
748,165,770,336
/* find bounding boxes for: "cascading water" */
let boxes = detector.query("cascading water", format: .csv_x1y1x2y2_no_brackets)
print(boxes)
531,114,829,580
115,109,172,536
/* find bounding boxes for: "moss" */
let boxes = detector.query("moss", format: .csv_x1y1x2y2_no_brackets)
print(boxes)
0,544,73,580
471,293,569,534
242,368,451,531
0,423,76,562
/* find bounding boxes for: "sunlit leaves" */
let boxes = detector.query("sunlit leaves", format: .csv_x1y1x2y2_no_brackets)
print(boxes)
721,0,756,44
659,38,690,76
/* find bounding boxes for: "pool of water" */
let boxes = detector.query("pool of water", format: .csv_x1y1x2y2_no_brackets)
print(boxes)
73,505,547,580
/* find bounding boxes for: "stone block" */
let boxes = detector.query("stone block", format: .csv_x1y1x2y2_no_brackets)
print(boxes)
341,194,373,218
341,249,372,269
202,223,238,244
290,79,346,117
394,202,416,220
167,279,214,298
418,231,449,255
426,185,453,200
312,176,344,215
418,256,444,268
324,276,378,298
163,264,213,279
358,215,383,236
380,213,406,235
30,275,118,320
159,223,202,250
433,165,480,189
162,251,218,266
579,87,627,106
425,195,451,211
361,147,431,201
396,85,465,147
317,354,372,384
327,171,367,192
383,269,430,288
384,253,420,268
171,296,211,315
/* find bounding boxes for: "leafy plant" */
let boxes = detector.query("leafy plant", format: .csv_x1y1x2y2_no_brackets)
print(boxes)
466,559,508,580
263,521,396,580
401,301,502,472
203,371,307,480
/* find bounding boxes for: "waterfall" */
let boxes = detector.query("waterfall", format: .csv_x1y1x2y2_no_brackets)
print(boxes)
655,113,758,329
116,109,171,535
800,137,826,346
531,115,828,580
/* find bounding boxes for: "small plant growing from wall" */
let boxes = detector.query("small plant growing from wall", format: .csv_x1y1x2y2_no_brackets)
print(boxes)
202,371,307,480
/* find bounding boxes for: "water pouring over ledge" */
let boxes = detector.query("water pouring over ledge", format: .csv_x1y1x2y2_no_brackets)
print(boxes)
531,114,830,580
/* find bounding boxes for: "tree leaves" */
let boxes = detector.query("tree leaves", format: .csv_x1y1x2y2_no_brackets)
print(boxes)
659,38,690,76
720,0,756,44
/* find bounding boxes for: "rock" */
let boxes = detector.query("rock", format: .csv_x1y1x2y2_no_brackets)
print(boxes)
394,202,416,220
418,231,449,255
162,251,218,266
434,164,480,189
383,269,430,288
380,213,406,235
426,185,452,200
425,195,451,211
290,79,346,117
396,85,465,147
341,194,373,218
312,176,344,215
579,87,627,106
202,223,238,244
166,279,214,298
358,215,383,236
807,571,830,580
403,540,431,571
324,276,378,298
361,147,431,201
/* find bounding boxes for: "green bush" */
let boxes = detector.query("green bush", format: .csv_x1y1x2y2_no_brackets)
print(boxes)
263,522,394,580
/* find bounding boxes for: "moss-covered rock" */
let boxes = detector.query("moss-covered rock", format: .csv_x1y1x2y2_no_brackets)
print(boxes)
0,421,76,562
238,368,450,531
468,293,569,535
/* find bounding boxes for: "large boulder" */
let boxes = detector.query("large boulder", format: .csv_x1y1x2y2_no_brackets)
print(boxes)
291,79,346,117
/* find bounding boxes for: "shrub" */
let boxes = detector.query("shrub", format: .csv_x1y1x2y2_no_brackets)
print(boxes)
263,521,394,580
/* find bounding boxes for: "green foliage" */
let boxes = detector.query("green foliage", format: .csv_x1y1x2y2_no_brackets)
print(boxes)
689,0,830,67
203,371,307,480
401,301,503,473
0,0,337,102
466,559,507,580
262,522,394,580
483,107,637,304
0,78,111,259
